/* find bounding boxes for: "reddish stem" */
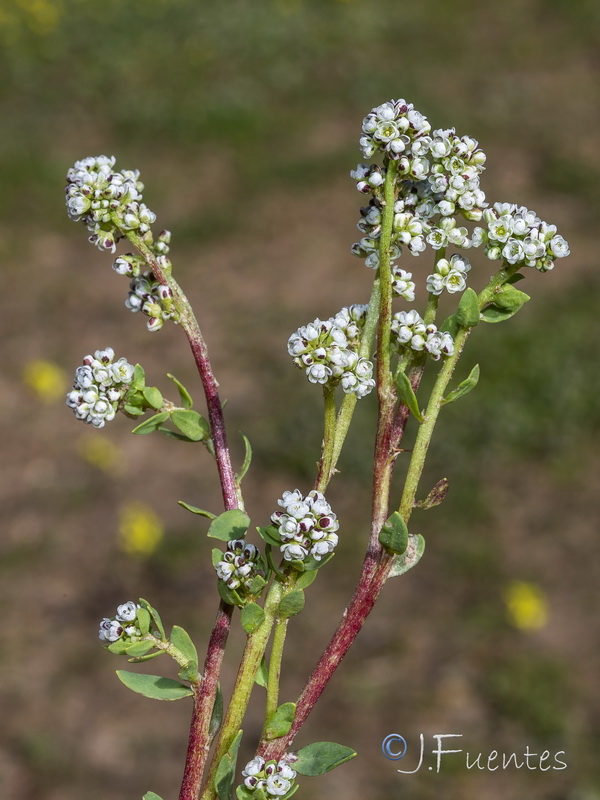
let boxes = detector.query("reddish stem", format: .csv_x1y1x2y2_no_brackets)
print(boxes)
179,603,232,800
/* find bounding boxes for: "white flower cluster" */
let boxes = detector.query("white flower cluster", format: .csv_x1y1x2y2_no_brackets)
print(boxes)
391,311,455,361
287,305,375,398
241,756,296,797
427,127,487,221
271,489,339,563
66,348,134,427
125,269,175,332
98,601,140,643
391,267,416,301
214,540,263,592
472,202,570,272
426,254,472,296
65,155,155,253
359,99,432,161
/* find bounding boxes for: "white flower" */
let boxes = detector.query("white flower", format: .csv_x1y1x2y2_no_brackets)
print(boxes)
243,757,265,778
265,774,292,796
116,601,138,622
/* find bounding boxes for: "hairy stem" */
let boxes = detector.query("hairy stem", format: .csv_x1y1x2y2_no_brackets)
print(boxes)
263,615,289,734
200,581,284,800
315,385,337,492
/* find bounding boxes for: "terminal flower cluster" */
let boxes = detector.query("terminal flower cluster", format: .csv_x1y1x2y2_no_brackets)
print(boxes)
98,601,141,643
391,310,455,360
214,540,264,592
426,254,472,296
65,155,153,253
472,202,570,272
287,305,375,398
66,348,134,427
270,489,339,563
241,756,296,797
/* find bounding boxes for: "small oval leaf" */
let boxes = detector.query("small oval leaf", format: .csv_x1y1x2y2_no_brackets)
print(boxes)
442,364,480,406
455,287,480,329
171,409,210,441
415,478,449,510
279,590,305,619
388,533,426,579
142,792,164,800
178,501,216,520
116,670,193,701
132,412,170,435
170,625,198,666
396,371,424,423
143,386,164,410
208,510,251,542
241,602,265,635
265,702,296,740
378,511,409,555
293,741,357,776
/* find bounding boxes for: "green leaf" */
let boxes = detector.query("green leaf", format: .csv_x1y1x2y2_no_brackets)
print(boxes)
293,741,357,776
257,525,282,547
493,284,531,310
455,287,480,328
217,580,243,607
116,671,193,701
302,552,335,572
123,403,145,417
388,533,426,579
439,313,459,338
170,625,198,666
167,372,193,408
241,602,265,635
107,639,129,655
246,574,267,596
480,287,530,323
442,364,480,406
178,662,199,682
178,501,216,520
238,433,252,483
132,364,146,391
296,570,318,590
143,386,163,410
171,409,210,442
136,607,151,636
142,792,163,800
131,411,170,435
139,598,166,640
255,656,269,688
236,786,257,800
279,590,305,619
125,641,154,657
396,371,424,423
265,702,296,740
208,510,251,542
415,478,449,510
507,273,525,284
214,729,243,800
128,650,164,664
209,683,223,741
212,548,224,567
378,511,409,555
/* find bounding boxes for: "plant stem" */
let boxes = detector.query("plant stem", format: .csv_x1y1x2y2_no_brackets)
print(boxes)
199,581,284,800
263,616,289,733
315,385,337,492
125,232,241,800
127,232,241,511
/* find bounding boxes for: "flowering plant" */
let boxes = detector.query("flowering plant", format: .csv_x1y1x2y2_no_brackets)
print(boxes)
63,99,569,800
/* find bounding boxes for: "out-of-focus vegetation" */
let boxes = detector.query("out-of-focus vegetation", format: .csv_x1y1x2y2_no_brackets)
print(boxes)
2,2,599,799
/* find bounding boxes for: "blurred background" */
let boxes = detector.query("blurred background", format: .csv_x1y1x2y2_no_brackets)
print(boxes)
1,1,599,798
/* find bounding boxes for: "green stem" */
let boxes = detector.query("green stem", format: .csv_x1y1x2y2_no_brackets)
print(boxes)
199,581,284,800
263,616,289,733
315,385,337,492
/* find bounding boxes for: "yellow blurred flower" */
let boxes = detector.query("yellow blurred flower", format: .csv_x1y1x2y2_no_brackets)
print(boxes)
118,502,164,558
504,581,548,631
23,359,67,403
77,435,121,474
